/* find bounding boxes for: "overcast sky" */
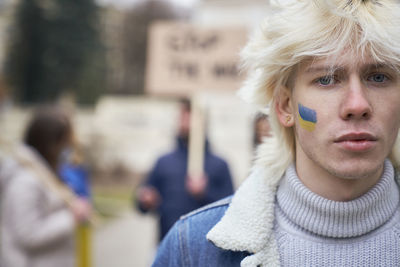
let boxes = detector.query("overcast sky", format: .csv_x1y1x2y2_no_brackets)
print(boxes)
96,0,200,9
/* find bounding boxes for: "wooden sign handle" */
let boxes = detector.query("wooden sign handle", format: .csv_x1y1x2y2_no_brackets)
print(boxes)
187,95,206,180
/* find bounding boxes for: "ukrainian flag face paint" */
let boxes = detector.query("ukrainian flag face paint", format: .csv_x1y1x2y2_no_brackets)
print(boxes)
298,103,317,131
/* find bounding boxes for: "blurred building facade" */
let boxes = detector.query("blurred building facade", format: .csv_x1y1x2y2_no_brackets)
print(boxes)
100,0,271,95
193,0,270,28
0,0,271,95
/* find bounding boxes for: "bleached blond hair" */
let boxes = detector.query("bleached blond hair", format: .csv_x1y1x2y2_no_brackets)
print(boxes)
239,0,400,184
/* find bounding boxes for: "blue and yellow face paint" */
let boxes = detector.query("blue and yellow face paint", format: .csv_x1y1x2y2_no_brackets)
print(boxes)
298,103,317,131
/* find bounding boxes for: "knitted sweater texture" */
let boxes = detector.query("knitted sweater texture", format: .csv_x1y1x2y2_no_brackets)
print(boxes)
275,160,400,266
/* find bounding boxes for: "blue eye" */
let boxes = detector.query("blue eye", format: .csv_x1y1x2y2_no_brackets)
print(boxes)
368,73,387,83
318,76,334,86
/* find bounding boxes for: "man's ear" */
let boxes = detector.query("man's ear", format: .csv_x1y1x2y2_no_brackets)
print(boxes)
275,88,295,127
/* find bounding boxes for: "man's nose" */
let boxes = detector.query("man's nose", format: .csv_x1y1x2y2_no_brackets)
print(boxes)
339,76,372,120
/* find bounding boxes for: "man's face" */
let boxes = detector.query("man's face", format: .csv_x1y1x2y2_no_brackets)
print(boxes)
289,53,400,180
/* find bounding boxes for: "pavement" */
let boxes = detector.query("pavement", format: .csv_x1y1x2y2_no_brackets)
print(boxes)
93,210,158,267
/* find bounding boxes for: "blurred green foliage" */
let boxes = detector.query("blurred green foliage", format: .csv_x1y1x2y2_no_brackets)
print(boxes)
5,0,106,105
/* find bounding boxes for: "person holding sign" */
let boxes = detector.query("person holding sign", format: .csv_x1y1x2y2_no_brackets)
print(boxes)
151,0,400,266
136,98,234,242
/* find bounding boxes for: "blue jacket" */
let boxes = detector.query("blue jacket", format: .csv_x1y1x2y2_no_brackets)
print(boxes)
152,197,248,266
138,137,234,241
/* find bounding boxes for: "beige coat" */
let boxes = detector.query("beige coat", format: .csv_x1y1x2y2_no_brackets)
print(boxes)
1,145,76,267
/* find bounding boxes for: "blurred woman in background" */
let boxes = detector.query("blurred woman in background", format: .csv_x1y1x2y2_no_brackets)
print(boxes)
1,106,91,267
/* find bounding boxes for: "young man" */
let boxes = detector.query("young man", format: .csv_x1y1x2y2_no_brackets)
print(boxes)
152,0,400,266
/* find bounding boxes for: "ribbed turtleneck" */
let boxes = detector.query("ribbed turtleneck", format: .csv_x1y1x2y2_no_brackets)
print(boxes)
276,159,399,238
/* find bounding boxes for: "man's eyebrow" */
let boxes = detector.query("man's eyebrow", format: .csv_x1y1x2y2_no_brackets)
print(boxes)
305,63,395,74
305,66,343,74
362,63,393,71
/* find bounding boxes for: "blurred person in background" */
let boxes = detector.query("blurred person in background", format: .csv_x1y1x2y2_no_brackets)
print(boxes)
135,98,234,242
0,144,19,265
253,112,271,149
1,106,91,267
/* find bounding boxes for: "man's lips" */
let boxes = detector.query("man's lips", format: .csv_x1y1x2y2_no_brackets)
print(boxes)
334,133,378,152
335,133,378,142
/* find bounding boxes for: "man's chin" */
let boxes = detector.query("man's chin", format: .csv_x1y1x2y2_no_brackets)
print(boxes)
328,161,384,180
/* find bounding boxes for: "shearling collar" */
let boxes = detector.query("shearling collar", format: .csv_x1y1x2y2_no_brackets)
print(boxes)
206,165,281,267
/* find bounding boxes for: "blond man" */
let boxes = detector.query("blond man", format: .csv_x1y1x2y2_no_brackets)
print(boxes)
152,1,400,266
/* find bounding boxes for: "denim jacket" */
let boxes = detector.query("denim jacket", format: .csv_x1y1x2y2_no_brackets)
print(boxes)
152,197,249,266
152,165,282,267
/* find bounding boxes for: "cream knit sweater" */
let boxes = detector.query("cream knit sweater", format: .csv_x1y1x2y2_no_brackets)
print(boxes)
275,160,400,266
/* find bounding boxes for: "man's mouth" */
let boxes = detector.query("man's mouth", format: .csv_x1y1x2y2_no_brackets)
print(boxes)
334,133,378,152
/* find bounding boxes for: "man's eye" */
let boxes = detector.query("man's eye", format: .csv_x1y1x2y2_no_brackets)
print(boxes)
368,73,387,83
318,76,334,86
